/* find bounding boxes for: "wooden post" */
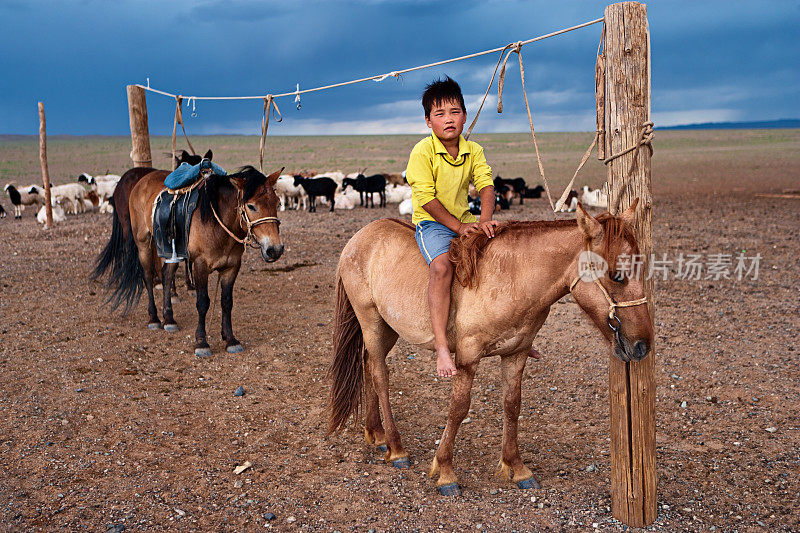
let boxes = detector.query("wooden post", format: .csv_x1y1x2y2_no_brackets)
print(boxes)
604,2,656,527
38,102,53,229
127,85,152,167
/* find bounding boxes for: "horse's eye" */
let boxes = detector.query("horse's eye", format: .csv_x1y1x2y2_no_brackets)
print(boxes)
610,271,626,284
246,204,256,211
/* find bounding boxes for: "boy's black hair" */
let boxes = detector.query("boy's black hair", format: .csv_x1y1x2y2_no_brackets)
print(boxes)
422,76,466,118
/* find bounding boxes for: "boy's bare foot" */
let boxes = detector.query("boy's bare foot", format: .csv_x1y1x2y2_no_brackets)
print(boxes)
435,346,458,377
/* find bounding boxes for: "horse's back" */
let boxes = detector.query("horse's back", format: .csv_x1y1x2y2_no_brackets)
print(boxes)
129,170,169,234
339,218,433,345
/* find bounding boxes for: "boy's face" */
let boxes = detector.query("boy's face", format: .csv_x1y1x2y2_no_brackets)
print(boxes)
425,99,466,143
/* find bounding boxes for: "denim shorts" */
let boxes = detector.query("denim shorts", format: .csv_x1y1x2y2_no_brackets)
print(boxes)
415,220,458,265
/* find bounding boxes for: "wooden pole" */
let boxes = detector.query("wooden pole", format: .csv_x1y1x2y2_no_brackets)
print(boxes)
38,102,53,229
127,85,152,167
603,2,656,527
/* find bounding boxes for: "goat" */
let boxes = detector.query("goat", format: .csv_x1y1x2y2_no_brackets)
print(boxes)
4,184,44,219
522,184,545,199
581,185,609,209
50,183,87,214
293,175,336,212
276,174,308,211
495,176,530,204
556,189,579,213
342,174,387,208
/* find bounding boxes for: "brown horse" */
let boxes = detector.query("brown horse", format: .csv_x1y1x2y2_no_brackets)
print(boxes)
327,200,652,496
105,165,283,357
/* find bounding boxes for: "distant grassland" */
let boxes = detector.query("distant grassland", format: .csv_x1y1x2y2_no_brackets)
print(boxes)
1,130,798,195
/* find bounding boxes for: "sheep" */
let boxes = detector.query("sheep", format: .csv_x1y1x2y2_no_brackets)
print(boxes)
3,184,44,218
398,197,413,216
334,192,356,210
580,185,608,209
50,183,87,214
275,174,308,211
37,203,67,224
88,175,119,203
293,175,337,212
385,184,412,204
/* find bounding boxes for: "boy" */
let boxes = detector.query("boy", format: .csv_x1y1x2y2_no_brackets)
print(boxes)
405,76,499,378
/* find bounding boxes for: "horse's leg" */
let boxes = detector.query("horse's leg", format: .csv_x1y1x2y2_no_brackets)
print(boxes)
136,238,161,329
430,360,478,496
184,259,195,292
192,262,212,357
497,351,539,489
219,264,243,353
361,315,404,466
160,261,180,332
363,367,386,452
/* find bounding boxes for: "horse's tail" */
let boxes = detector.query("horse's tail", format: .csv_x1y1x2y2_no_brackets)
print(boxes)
327,276,365,435
105,213,144,314
90,194,124,282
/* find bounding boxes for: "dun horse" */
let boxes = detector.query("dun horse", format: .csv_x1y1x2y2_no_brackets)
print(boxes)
328,200,652,496
103,165,283,357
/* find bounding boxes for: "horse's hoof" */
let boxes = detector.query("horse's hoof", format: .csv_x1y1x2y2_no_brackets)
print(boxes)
147,322,162,330
226,344,244,354
438,483,462,497
517,476,540,490
377,444,388,453
392,457,410,469
164,324,179,332
195,347,212,358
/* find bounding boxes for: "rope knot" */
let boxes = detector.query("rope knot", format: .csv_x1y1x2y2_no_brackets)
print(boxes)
511,41,523,53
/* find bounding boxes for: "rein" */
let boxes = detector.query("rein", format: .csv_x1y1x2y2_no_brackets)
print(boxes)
568,250,648,333
210,193,280,249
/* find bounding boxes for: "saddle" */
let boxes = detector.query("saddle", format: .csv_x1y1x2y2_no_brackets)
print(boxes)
152,186,201,262
154,158,226,262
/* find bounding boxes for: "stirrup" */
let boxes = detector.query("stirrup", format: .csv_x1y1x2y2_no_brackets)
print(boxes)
165,239,182,264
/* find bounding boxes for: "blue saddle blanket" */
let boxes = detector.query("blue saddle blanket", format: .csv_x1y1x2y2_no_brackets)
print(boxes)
152,187,201,261
164,159,226,190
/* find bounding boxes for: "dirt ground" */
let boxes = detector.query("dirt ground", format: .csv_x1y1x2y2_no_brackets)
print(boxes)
0,131,799,531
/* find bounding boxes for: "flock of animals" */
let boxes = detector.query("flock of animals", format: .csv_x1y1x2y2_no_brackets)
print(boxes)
1,160,609,223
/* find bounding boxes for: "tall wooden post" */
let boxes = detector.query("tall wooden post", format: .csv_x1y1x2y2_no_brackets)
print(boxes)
604,2,656,527
127,85,152,167
38,102,53,229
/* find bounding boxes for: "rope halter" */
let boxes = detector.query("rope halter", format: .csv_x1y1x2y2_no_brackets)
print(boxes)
569,249,648,333
210,192,280,249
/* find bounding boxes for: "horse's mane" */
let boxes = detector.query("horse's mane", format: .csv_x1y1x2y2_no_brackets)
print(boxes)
449,214,639,289
197,165,267,223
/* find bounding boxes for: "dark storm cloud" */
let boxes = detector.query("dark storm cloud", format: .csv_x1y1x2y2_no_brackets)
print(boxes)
0,1,797,134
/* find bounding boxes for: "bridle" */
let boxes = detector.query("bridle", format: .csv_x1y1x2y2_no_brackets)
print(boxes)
210,191,280,249
568,248,648,333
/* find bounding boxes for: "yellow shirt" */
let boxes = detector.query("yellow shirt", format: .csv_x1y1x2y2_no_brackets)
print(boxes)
405,133,494,225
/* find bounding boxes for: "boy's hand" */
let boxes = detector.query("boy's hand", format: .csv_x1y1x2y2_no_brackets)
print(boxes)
458,220,500,238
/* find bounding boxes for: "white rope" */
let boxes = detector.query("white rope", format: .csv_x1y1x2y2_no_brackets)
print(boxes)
135,17,603,102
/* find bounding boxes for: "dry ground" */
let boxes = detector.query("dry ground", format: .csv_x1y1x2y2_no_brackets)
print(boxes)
0,130,798,531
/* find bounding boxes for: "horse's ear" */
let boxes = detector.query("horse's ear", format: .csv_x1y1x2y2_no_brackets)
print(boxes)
619,197,639,228
576,202,602,241
229,175,246,192
204,149,213,160
265,168,283,187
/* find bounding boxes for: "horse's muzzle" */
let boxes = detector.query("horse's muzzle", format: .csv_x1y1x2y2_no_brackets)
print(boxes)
613,334,650,363
261,244,284,262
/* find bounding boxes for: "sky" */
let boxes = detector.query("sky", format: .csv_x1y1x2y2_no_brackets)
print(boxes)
0,0,798,136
